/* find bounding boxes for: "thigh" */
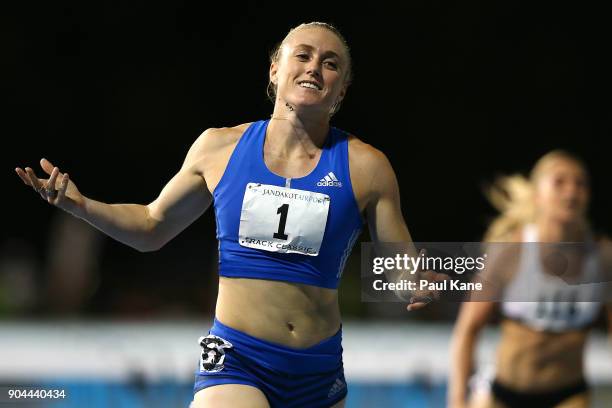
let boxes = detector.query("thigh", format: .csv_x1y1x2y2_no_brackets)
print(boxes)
192,384,270,408
555,392,590,408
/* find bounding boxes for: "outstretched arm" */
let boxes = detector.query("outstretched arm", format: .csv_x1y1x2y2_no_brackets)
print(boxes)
16,130,219,252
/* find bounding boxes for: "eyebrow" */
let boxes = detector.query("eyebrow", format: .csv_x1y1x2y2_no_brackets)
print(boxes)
293,44,341,60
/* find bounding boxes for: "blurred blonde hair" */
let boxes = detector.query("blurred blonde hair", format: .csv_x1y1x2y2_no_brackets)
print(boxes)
484,150,587,242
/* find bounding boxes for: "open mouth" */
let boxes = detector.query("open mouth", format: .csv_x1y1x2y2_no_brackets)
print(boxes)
297,80,322,91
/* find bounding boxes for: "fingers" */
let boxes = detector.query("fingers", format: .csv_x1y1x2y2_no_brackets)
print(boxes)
407,294,434,311
421,270,448,282
418,248,427,260
406,302,429,311
39,158,64,193
40,158,55,176
56,173,69,202
420,270,436,281
18,161,65,203
47,166,59,190
44,167,60,202
411,295,433,304
409,248,447,310
24,167,44,197
15,167,32,186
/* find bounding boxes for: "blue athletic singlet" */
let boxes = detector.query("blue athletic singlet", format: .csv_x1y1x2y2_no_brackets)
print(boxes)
212,120,363,289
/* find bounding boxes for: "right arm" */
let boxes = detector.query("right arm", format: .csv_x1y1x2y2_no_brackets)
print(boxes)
448,238,521,408
16,128,231,252
448,301,496,408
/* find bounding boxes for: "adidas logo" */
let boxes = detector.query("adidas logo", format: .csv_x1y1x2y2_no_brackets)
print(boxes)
327,378,346,398
317,172,343,187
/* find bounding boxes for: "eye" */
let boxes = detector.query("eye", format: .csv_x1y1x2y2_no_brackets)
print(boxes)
574,177,588,189
296,53,309,61
324,60,338,70
552,177,565,188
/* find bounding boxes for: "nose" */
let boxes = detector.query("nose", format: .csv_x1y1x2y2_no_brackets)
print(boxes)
305,59,323,79
561,181,584,200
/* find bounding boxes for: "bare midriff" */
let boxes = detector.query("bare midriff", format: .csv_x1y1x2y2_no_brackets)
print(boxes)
495,319,587,391
215,277,341,348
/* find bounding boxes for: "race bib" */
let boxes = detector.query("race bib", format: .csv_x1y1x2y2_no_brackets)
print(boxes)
238,183,330,256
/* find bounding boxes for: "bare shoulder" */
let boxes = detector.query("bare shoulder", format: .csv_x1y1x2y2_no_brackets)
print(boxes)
597,235,612,248
347,135,396,185
346,135,397,211
597,235,612,272
479,238,522,289
182,123,253,192
195,123,252,154
347,135,391,169
183,123,252,166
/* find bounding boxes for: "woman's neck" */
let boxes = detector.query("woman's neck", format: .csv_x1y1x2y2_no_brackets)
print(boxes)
267,104,330,157
535,217,587,242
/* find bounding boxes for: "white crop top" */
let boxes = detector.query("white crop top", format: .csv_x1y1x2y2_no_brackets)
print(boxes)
501,224,602,332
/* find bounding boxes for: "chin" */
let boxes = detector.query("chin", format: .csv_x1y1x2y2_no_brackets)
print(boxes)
553,210,585,225
289,101,329,115
292,97,324,107
286,94,330,109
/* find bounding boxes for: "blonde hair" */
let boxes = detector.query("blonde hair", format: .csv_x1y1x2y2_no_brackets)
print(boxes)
484,150,587,242
266,22,353,116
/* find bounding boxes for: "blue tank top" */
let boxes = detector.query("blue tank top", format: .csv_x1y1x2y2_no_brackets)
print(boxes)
213,120,363,289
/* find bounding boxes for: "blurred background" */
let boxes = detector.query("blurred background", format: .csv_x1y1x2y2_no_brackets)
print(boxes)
2,1,611,407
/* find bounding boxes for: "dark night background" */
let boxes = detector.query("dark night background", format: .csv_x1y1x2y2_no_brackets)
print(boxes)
2,1,610,318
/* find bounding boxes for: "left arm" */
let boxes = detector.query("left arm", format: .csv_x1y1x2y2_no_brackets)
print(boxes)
364,148,413,244
608,305,612,339
599,238,612,343
349,139,437,309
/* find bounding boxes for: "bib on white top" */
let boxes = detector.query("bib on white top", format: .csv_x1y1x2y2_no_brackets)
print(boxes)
501,224,602,332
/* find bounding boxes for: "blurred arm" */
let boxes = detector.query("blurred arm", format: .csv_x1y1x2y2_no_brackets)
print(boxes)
448,300,496,408
607,306,612,347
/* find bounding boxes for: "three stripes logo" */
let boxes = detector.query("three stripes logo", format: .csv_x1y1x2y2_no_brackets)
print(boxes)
317,172,343,187
327,378,346,398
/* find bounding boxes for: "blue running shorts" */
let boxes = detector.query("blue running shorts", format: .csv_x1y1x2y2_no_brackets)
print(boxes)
193,318,347,407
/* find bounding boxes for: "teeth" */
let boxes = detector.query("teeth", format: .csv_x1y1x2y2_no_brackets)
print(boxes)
299,82,320,90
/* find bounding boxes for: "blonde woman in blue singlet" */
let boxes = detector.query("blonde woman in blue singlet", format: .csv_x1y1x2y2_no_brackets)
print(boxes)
16,22,436,408
448,150,612,408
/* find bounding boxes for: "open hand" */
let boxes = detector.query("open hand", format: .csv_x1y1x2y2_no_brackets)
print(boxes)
406,250,449,311
15,158,84,216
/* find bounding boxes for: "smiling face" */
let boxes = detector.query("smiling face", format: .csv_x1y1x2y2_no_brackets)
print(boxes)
533,156,590,224
269,26,350,117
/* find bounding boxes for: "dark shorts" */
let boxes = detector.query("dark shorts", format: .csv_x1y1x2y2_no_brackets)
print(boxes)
193,318,347,408
492,378,588,408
